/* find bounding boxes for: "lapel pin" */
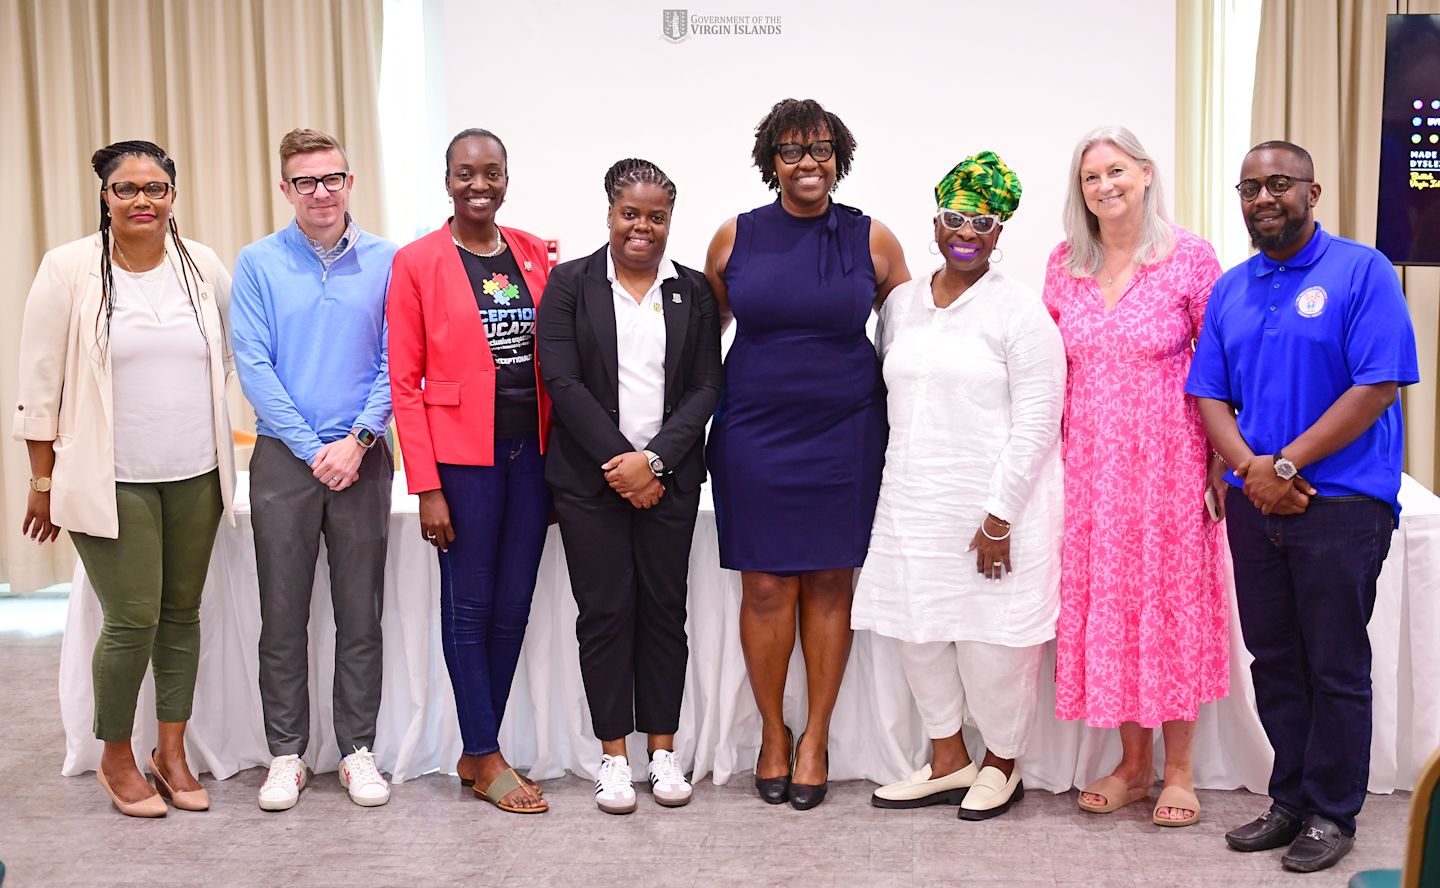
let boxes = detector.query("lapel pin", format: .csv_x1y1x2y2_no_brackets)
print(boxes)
671,293,682,303
523,260,533,271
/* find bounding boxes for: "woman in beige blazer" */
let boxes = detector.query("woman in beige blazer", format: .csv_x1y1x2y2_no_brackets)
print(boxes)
13,140,236,818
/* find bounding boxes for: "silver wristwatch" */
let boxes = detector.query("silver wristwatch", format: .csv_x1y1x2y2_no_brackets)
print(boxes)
644,450,666,476
1273,453,1298,480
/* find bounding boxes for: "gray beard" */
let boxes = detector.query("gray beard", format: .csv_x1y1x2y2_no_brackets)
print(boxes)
1248,216,1308,254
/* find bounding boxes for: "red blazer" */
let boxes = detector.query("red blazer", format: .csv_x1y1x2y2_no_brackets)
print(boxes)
387,221,552,493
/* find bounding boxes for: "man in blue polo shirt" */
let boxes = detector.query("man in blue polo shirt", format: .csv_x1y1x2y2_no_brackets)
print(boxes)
1186,140,1419,874
232,129,399,813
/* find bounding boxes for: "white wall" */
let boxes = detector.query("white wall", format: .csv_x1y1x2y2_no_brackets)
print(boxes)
425,0,1176,297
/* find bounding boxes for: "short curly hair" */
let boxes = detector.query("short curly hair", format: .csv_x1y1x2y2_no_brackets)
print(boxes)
750,98,856,191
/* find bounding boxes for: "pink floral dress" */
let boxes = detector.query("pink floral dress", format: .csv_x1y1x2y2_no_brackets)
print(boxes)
1044,226,1228,728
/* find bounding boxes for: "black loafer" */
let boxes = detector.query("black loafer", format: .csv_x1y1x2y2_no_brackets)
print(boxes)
1281,816,1355,873
754,725,793,805
1225,804,1303,852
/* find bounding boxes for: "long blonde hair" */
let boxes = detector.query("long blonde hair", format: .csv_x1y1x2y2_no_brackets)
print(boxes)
1061,126,1174,277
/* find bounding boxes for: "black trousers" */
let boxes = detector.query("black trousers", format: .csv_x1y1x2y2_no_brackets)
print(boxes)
1225,487,1394,835
553,481,699,741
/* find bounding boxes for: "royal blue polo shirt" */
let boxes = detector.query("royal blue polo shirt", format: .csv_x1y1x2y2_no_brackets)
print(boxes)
1185,223,1419,519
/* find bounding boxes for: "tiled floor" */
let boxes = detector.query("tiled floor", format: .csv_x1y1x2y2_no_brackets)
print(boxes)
0,602,1411,888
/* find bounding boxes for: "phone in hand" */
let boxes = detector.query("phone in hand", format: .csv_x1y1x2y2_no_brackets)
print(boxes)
1204,485,1222,522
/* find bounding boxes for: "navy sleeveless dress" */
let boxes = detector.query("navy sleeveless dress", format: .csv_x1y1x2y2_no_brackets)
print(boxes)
708,198,886,574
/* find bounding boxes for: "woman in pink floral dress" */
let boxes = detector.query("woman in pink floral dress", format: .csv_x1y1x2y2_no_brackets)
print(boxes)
1043,126,1228,828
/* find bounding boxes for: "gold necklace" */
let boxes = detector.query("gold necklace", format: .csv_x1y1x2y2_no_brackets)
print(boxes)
113,240,167,273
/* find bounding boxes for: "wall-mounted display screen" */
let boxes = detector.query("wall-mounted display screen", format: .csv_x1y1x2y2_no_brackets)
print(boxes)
1378,14,1440,266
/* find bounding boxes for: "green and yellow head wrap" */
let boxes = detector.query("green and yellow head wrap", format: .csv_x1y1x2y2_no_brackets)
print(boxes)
934,151,1022,222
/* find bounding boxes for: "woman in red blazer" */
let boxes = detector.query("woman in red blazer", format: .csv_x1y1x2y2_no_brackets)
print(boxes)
387,128,551,814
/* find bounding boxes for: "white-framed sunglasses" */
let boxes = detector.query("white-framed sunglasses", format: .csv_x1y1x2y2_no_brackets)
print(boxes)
936,209,1001,235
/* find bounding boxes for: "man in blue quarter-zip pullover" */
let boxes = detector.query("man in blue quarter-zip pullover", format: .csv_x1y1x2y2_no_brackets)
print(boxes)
231,129,399,813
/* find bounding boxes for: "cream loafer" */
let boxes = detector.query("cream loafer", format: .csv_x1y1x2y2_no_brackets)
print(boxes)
872,762,979,809
958,765,1024,820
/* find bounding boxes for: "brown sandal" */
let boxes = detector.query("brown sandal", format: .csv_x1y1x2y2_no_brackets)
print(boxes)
458,758,542,794
475,768,548,814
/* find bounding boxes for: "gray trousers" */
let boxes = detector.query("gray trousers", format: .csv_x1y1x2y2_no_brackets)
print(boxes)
251,434,391,757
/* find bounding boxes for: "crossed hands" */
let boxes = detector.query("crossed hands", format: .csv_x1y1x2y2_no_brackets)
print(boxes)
602,451,663,509
1234,454,1317,516
310,436,364,492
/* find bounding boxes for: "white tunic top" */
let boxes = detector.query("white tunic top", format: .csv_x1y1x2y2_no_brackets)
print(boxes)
607,248,673,451
853,269,1066,646
110,260,218,483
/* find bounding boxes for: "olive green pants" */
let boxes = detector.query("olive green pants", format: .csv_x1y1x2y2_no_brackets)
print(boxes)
70,470,222,742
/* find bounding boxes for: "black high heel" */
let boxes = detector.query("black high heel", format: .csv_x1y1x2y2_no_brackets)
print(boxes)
754,724,794,805
788,733,829,811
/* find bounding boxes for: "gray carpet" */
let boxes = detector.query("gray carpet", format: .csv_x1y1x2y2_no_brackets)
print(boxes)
0,606,1411,888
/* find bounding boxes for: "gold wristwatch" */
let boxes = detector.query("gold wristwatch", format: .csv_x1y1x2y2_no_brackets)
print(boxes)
29,476,53,493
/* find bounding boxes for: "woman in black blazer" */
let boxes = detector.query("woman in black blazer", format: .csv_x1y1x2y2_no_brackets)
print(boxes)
536,159,722,815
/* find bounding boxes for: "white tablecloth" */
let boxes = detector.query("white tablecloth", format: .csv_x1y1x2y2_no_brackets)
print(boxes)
60,474,1440,793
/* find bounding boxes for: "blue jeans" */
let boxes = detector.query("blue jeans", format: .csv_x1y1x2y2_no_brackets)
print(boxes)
436,438,550,756
1225,488,1394,835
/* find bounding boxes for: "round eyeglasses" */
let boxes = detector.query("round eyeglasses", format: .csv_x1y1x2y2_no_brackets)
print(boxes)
936,210,1000,235
105,181,173,200
775,140,834,165
1235,175,1313,202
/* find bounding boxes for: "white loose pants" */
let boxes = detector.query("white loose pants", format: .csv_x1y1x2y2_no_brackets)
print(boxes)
897,639,1044,759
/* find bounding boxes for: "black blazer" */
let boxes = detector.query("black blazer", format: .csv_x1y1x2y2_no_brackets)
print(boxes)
536,246,722,497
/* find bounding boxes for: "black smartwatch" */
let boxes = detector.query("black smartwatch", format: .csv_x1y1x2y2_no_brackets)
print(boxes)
351,427,378,450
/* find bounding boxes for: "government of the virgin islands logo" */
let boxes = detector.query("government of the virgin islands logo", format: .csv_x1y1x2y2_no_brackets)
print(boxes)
662,9,689,43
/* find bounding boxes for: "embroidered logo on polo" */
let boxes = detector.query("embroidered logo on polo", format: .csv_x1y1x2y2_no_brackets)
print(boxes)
1295,286,1327,318
483,273,521,306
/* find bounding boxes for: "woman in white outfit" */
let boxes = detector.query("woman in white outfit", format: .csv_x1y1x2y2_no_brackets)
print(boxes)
853,152,1065,821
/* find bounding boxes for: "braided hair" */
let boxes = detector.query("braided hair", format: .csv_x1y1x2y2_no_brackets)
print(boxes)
749,98,856,191
91,140,208,357
603,158,677,207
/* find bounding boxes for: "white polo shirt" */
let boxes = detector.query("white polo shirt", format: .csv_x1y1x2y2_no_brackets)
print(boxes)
607,248,674,451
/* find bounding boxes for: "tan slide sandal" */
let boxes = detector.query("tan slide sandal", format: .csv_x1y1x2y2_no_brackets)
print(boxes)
1152,785,1201,827
476,767,548,814
1077,775,1150,813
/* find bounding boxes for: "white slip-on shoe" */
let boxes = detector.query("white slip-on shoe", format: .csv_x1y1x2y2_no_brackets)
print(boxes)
258,754,309,812
595,754,637,814
872,762,979,809
340,747,391,807
958,765,1024,821
646,749,693,807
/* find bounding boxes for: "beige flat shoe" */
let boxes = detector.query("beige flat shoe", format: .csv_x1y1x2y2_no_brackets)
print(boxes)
1077,775,1150,814
98,767,167,818
150,751,209,811
872,762,979,809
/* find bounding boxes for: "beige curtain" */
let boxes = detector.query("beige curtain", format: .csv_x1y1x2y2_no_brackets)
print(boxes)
1175,0,1218,236
0,0,385,592
1252,0,1440,489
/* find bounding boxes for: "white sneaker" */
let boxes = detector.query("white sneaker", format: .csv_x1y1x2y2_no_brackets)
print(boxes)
339,747,391,807
647,749,693,807
595,754,637,814
258,754,309,811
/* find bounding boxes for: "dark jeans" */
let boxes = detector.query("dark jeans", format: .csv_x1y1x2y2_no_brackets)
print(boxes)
1225,487,1395,835
437,438,550,756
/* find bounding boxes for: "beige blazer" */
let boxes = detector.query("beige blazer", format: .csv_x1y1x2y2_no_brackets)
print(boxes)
11,232,237,538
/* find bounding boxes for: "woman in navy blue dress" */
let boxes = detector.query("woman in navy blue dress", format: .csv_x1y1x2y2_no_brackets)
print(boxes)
704,98,910,809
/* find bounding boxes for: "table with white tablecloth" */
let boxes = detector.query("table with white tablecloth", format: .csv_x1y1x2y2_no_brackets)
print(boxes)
59,473,1440,794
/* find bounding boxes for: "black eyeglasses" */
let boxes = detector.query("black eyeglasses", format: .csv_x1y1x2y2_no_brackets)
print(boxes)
105,181,173,200
1235,175,1313,202
775,140,834,164
936,209,1001,235
288,172,349,195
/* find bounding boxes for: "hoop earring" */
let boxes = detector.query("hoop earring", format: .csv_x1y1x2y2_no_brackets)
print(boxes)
990,247,1004,263
928,241,940,255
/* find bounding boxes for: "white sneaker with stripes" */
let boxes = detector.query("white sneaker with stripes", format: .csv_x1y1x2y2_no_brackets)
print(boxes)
595,754,637,814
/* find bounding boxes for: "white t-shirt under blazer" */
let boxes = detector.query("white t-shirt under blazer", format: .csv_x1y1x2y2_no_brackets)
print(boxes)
109,259,219,483
607,248,673,452
853,268,1066,646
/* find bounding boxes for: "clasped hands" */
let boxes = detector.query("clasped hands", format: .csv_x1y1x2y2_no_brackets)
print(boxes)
1235,454,1316,516
602,451,663,509
310,435,365,492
